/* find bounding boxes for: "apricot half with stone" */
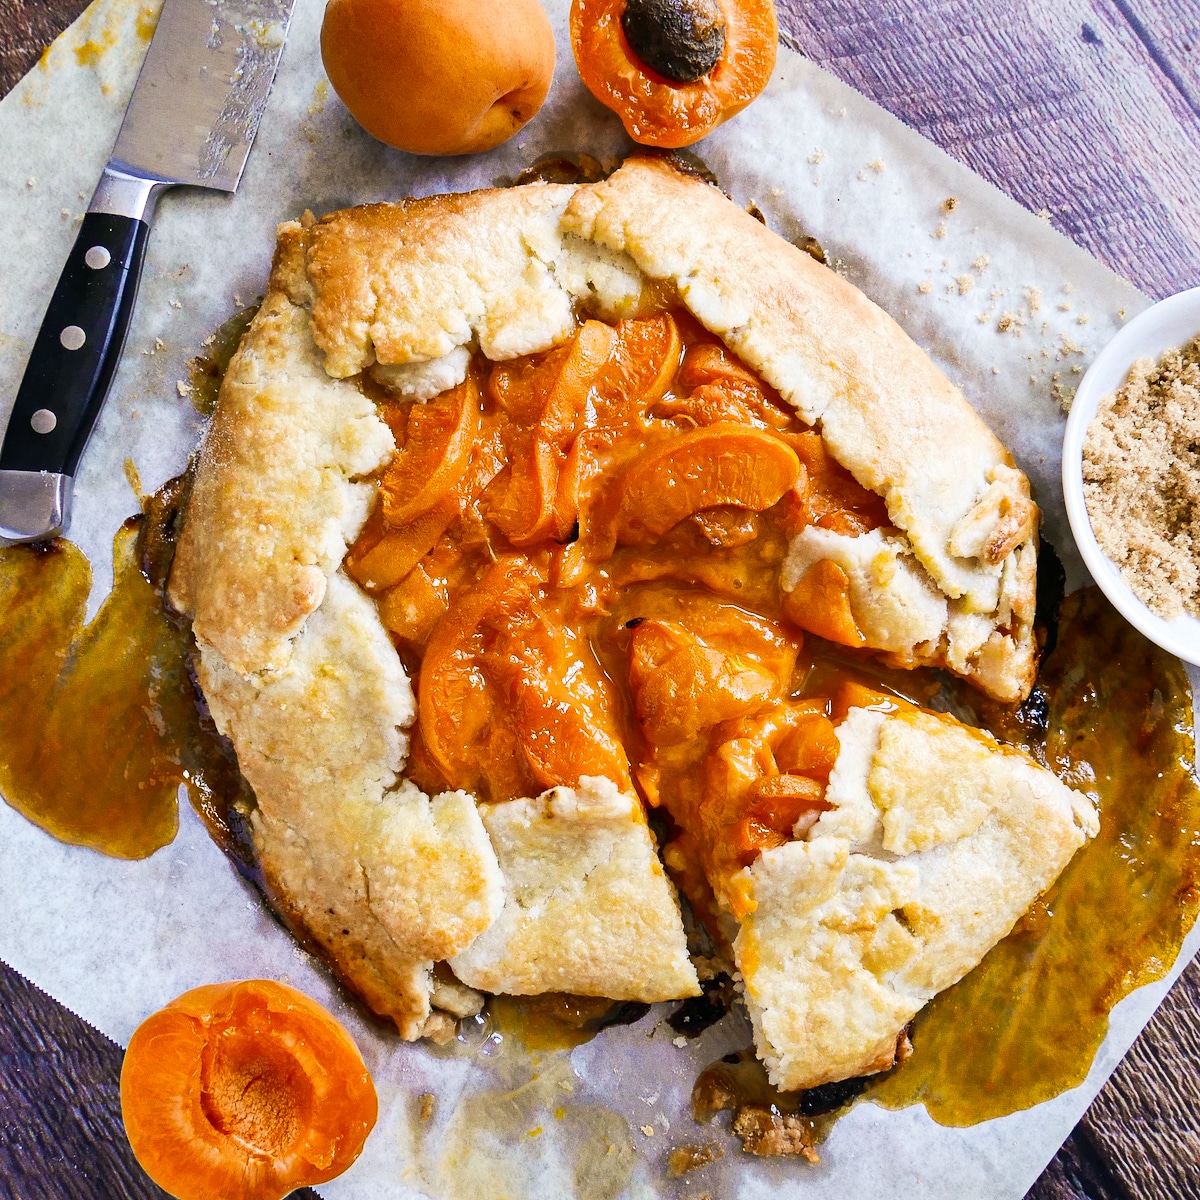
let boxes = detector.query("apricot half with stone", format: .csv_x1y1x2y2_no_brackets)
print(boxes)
321,0,555,155
571,0,777,147
120,980,377,1200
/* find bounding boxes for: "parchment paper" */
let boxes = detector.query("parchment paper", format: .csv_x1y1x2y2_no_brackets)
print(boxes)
2,2,1195,1197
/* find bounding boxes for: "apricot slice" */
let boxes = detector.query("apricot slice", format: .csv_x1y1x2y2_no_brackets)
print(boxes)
629,618,782,745
488,435,562,547
378,563,447,643
598,422,799,552
488,322,617,545
345,493,460,592
744,773,829,835
538,319,618,449
381,373,480,526
592,311,682,429
676,342,761,393
782,559,867,648
781,430,890,536
773,710,840,780
121,980,376,1200
831,680,904,721
571,0,778,148
418,556,539,792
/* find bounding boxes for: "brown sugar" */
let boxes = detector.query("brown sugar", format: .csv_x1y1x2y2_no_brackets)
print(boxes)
1083,335,1200,619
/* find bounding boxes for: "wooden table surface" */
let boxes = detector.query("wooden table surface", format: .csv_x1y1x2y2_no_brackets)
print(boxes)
2,1,1199,1197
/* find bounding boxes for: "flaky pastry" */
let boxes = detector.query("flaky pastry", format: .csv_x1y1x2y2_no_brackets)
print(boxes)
169,156,1084,1083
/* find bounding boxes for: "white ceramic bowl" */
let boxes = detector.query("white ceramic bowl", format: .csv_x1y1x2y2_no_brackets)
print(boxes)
1062,286,1200,665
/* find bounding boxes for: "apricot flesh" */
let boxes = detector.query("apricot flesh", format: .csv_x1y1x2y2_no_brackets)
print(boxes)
321,0,555,155
598,422,800,551
120,980,376,1200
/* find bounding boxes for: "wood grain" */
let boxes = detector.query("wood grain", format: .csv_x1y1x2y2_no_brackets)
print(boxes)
777,0,1200,299
0,0,88,95
1,2,1200,1199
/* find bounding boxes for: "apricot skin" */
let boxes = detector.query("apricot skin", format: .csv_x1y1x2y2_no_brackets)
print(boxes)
321,0,556,156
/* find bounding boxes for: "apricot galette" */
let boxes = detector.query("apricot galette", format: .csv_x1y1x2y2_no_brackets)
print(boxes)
168,156,1095,1090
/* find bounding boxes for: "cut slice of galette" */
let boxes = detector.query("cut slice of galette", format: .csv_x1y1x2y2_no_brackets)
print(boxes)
168,155,1092,1083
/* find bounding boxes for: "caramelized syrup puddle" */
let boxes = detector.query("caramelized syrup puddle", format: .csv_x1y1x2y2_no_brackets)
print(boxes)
867,588,1200,1124
0,509,253,862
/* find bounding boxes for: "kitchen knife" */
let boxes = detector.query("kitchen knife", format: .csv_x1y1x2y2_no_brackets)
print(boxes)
0,0,295,543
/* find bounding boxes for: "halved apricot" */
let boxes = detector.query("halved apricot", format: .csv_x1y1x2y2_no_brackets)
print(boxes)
781,559,867,648
381,373,480,526
570,0,778,148
120,980,376,1200
597,422,799,552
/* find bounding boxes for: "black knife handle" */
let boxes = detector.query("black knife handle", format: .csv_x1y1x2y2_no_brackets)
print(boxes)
0,212,149,476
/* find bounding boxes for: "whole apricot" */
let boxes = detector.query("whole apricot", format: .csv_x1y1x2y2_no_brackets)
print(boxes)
321,0,556,156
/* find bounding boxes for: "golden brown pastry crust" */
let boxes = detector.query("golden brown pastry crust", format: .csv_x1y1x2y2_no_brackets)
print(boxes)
169,289,394,677
734,707,1098,1091
169,155,1052,1042
449,778,699,1000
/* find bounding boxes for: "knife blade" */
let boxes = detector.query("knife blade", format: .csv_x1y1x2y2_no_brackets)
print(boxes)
0,0,294,544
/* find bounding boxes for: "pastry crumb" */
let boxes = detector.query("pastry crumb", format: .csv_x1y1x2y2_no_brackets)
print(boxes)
672,1036,688,1048
869,159,885,173
418,1093,435,1122
1083,336,1200,619
807,149,825,164
931,223,947,239
667,1142,723,1177
941,196,958,213
641,1124,656,1137
955,275,975,295
972,254,990,272
917,280,933,294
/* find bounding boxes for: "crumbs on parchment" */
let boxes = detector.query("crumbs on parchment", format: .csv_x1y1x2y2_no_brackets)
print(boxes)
1083,335,1200,620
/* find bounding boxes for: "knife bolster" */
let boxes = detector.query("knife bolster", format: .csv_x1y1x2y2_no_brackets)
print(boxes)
0,471,72,544
89,166,170,223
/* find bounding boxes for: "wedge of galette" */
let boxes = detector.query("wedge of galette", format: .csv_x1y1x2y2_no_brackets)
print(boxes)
168,155,1096,1087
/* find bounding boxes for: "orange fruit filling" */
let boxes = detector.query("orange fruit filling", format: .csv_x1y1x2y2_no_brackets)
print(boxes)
350,310,895,924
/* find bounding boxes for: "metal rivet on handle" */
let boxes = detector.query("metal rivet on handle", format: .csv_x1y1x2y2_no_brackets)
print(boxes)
60,325,85,351
30,409,57,435
84,245,111,270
